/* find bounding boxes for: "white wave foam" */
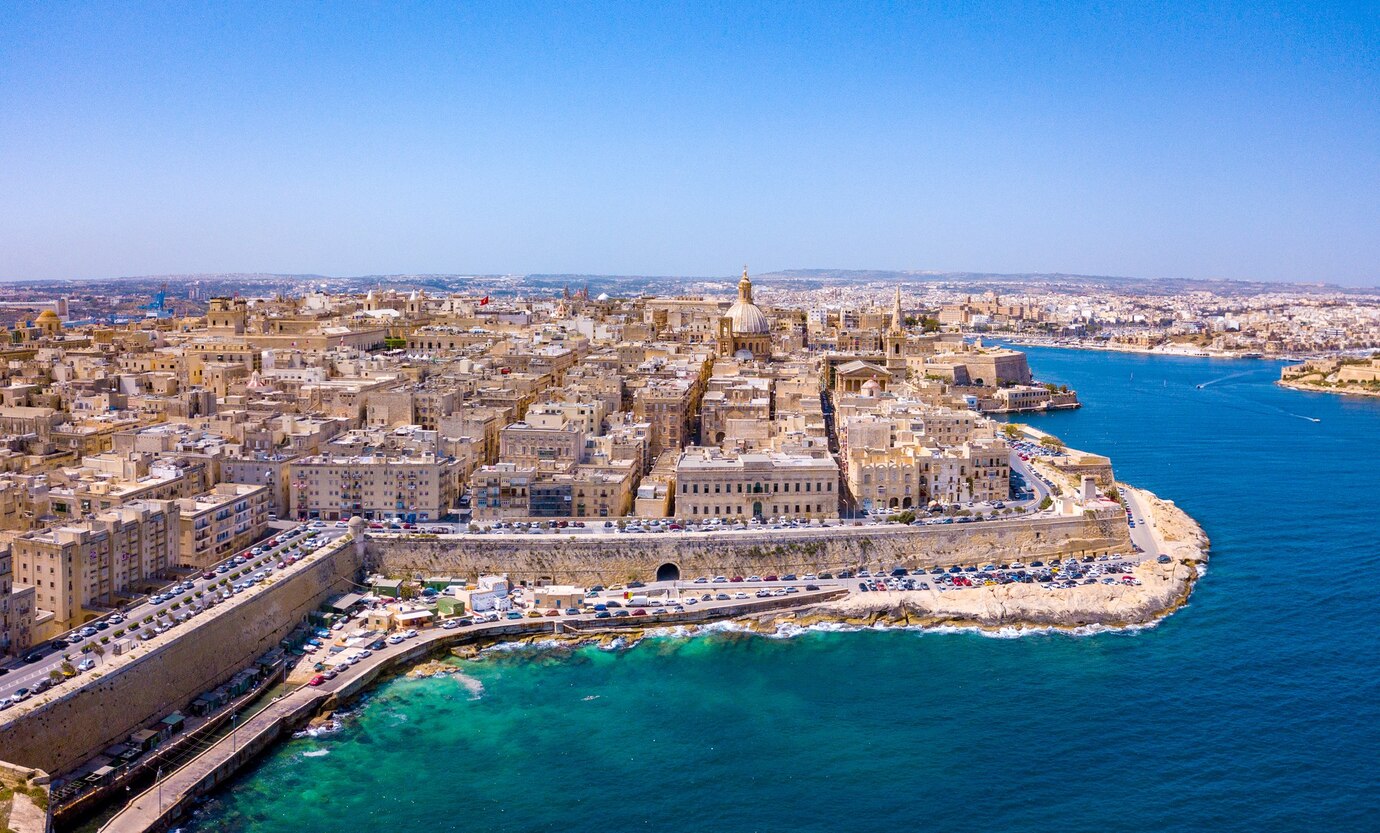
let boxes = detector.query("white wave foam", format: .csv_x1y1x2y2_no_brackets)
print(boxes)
480,637,567,654
688,617,1161,641
462,611,1165,664
293,718,343,738
453,673,485,700
301,749,330,758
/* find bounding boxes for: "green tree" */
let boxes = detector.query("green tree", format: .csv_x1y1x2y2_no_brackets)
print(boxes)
1038,496,1053,510
1001,423,1021,439
1039,435,1065,450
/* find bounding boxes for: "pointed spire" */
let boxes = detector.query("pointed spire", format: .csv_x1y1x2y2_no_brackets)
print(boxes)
738,266,753,305
891,286,903,332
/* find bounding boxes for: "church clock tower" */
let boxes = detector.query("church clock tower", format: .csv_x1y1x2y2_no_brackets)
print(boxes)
884,286,907,379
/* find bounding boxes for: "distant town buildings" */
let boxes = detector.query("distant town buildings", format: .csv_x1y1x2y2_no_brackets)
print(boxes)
0,267,1366,654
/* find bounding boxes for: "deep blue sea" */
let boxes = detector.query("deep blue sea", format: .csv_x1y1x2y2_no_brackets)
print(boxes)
192,348,1380,833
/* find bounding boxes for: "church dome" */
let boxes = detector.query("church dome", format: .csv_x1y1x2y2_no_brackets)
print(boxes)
726,300,769,335
726,267,769,335
36,309,60,324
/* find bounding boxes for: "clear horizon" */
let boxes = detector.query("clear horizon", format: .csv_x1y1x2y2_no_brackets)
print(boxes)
2,2,1377,286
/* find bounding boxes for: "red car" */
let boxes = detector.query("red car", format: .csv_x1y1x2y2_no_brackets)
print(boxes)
308,674,325,686
632,609,648,616
202,572,216,580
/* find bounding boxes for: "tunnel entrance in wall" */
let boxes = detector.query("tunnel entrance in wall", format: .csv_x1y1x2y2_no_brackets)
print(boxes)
656,562,681,583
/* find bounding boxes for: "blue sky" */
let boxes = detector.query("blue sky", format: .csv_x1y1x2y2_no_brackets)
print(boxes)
1,2,1377,285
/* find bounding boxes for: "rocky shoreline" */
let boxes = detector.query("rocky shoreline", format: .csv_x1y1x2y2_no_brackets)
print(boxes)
789,485,1207,633
420,487,1210,654
1277,379,1380,398
993,336,1271,361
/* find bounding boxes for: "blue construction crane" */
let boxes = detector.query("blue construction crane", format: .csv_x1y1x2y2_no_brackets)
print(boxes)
140,283,169,316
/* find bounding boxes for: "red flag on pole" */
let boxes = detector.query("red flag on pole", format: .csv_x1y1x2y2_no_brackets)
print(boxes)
479,296,490,305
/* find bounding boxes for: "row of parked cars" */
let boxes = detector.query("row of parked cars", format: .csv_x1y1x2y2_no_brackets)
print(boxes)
1009,437,1067,459
4,526,320,691
853,555,1146,592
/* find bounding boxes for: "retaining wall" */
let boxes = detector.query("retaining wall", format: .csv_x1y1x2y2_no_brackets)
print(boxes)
368,509,1131,583
0,540,362,775
99,589,848,833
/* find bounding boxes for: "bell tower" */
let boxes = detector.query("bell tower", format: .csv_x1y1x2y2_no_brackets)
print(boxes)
884,286,906,379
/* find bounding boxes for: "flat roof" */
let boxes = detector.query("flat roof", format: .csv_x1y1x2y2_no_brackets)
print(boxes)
329,592,366,611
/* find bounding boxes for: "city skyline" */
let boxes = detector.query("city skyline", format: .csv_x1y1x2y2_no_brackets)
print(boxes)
3,2,1378,285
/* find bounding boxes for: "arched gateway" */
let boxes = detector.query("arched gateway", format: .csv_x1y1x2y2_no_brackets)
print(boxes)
656,562,681,582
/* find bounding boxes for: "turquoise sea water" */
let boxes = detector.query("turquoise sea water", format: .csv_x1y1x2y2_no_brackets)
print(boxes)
191,349,1380,833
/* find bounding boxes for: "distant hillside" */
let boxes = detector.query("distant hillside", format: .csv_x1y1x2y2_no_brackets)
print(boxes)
2,269,1374,298
752,269,1374,296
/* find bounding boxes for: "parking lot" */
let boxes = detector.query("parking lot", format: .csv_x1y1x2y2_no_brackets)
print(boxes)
0,524,345,707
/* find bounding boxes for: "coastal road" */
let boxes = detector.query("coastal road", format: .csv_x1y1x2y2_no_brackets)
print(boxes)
0,526,343,703
97,588,846,833
1120,488,1159,556
1008,451,1052,506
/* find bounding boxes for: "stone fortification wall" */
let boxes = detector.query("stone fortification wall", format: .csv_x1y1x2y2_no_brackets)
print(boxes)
368,510,1130,583
0,541,362,775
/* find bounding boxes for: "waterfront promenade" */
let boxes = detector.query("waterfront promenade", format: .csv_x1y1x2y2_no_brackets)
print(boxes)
97,588,845,833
